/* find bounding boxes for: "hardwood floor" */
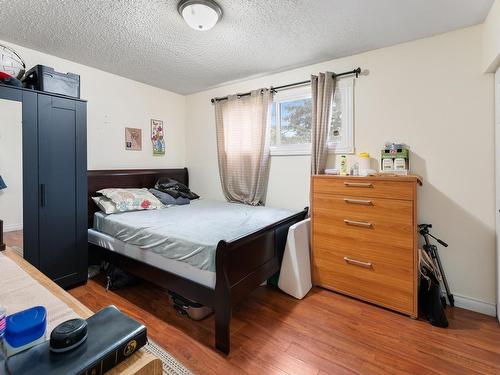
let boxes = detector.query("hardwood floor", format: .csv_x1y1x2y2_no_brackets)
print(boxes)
69,276,500,374
3,230,23,248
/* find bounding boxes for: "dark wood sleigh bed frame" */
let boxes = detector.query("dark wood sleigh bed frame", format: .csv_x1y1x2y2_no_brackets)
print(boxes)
87,168,308,354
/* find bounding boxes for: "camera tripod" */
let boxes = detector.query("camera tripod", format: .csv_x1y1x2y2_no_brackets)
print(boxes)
418,224,454,307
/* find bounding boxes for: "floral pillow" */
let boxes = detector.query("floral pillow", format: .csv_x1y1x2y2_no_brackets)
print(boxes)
92,196,119,214
97,188,164,212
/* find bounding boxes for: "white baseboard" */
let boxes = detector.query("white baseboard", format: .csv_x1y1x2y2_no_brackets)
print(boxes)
3,223,23,232
452,294,497,317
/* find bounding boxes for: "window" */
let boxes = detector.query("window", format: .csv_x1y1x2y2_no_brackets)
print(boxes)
270,77,354,156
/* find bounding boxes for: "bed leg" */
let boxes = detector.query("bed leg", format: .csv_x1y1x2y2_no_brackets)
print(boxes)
215,303,231,354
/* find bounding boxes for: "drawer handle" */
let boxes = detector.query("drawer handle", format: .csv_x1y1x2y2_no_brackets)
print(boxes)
344,198,372,205
344,256,373,269
344,182,373,188
344,219,373,228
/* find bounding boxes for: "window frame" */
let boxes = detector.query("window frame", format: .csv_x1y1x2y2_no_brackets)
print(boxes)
328,77,355,154
269,77,355,156
270,85,312,156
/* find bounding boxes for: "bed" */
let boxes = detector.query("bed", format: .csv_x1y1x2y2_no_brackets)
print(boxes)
87,168,308,354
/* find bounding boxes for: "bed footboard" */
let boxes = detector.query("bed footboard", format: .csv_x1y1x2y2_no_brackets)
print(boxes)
214,207,308,353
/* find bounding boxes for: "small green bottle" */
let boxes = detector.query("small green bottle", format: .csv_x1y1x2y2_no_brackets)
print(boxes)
340,155,348,176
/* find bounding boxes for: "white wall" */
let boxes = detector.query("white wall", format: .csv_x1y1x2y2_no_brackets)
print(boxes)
0,99,22,231
483,0,500,72
0,40,187,170
485,0,500,320
186,25,496,308
0,40,186,234
495,67,500,320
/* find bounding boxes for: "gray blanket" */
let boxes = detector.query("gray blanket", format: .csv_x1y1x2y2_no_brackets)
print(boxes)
94,199,297,272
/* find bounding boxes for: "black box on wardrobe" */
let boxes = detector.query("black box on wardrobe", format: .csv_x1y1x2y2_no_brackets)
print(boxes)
22,65,80,98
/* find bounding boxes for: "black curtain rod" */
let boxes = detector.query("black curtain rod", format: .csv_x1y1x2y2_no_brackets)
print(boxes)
211,67,361,103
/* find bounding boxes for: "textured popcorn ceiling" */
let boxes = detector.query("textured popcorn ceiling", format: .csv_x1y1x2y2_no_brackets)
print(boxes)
0,0,494,94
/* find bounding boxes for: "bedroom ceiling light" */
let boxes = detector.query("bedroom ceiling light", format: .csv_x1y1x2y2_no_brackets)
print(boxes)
178,0,222,31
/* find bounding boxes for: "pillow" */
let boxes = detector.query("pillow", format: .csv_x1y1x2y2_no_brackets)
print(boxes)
97,188,164,212
148,188,190,206
92,196,119,214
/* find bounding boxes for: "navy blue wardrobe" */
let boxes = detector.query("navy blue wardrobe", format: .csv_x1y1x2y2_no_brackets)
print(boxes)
0,83,88,288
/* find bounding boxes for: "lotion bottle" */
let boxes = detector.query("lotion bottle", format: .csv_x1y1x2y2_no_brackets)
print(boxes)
340,155,348,176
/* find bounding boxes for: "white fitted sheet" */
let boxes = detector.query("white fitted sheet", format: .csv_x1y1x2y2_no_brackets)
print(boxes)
92,199,297,272
88,229,216,289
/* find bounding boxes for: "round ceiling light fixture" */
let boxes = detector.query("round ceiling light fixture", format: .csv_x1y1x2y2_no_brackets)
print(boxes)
178,0,222,31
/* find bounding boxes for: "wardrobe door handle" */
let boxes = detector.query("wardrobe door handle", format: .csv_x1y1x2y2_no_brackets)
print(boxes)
343,182,373,188
343,198,373,206
344,256,373,269
344,219,372,228
40,184,46,207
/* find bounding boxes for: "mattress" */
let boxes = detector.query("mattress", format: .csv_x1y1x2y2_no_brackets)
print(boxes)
92,199,297,272
88,229,217,289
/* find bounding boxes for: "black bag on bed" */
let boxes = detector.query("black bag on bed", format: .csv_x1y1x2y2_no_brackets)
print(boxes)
155,177,200,200
105,264,140,291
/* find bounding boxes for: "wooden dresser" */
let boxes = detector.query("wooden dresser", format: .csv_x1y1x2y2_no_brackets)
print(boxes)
311,175,420,317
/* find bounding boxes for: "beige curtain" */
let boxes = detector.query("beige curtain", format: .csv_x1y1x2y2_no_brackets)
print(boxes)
311,72,336,175
214,89,273,205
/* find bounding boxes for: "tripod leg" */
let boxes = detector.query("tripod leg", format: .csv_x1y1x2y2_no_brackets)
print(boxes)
433,248,454,307
441,296,447,309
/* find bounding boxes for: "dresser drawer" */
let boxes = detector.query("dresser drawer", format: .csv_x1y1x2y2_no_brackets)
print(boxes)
312,232,414,277
312,246,414,314
313,176,414,200
312,194,414,249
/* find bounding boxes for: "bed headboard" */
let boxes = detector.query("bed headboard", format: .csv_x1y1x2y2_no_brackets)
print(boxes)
87,168,189,228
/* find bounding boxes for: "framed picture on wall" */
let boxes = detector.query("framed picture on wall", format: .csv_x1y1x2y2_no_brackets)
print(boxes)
151,119,165,156
125,127,142,151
